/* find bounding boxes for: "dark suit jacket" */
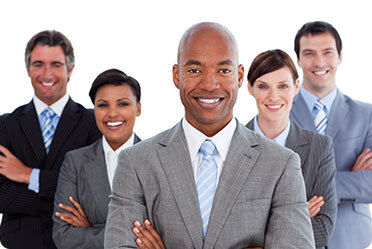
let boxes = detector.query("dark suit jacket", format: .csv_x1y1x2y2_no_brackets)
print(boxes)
52,135,140,249
0,99,101,249
246,120,337,248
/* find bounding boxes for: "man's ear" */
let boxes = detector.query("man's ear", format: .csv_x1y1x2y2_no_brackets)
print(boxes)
172,64,180,89
238,64,244,88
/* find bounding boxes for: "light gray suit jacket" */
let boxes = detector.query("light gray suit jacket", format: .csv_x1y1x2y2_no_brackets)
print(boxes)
291,91,372,249
52,135,140,249
104,121,315,249
247,120,337,248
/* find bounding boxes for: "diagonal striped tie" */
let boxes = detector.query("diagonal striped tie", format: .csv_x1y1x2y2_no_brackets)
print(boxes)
314,99,327,135
196,139,217,240
39,108,58,153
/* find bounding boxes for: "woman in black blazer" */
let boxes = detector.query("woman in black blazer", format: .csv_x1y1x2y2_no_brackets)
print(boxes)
52,69,141,249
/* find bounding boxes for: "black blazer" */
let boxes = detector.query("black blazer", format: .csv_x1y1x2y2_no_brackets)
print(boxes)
0,98,101,249
246,120,337,248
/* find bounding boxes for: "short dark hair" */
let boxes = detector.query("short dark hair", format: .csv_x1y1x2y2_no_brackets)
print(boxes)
25,30,75,70
294,21,342,58
89,69,141,104
248,49,298,86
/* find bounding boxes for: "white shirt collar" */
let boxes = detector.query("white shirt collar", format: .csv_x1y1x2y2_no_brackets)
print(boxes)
102,133,135,155
102,133,135,189
253,116,290,147
182,117,236,162
33,93,70,117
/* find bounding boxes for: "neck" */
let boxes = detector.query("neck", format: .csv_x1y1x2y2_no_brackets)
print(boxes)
257,115,288,140
302,80,336,98
186,116,233,137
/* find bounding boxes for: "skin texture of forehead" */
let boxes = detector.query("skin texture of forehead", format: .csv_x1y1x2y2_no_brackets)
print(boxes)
177,22,239,63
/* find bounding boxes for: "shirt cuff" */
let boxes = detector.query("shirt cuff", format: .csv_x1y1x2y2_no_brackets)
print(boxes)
28,168,40,193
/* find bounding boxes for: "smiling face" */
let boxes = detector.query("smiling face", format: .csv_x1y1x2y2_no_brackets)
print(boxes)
297,32,342,97
173,25,244,136
249,67,299,127
27,44,74,105
94,84,141,150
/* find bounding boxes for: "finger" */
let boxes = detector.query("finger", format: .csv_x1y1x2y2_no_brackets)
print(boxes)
58,203,81,218
134,221,160,249
0,145,11,157
354,150,372,170
144,220,165,248
360,156,372,170
56,212,79,226
136,238,149,249
353,149,369,170
69,196,87,217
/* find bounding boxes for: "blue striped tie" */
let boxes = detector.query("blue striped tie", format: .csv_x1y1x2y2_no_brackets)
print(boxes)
196,139,217,239
40,108,58,153
314,99,327,135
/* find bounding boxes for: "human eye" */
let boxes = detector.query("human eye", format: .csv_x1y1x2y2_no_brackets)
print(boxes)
257,84,267,89
96,103,108,108
187,68,201,74
279,84,288,89
119,102,129,107
218,68,231,74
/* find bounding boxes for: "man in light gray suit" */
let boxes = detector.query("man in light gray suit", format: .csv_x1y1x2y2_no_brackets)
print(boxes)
105,22,315,249
290,21,372,249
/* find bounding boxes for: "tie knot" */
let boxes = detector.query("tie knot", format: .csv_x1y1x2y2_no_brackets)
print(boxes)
42,107,56,119
199,139,216,157
314,99,325,111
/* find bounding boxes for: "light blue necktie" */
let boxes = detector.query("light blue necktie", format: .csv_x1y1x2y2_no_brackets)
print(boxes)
39,108,58,153
314,99,327,135
196,139,217,239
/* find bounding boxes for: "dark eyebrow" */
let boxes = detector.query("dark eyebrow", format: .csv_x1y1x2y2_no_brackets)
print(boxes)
184,60,202,67
218,60,234,66
31,60,44,65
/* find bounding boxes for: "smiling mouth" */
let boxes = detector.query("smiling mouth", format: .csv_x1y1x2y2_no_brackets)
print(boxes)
106,121,123,127
42,82,55,87
313,70,328,76
266,104,283,110
198,98,221,104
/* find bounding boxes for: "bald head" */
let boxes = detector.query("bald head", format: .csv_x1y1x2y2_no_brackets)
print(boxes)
177,22,239,64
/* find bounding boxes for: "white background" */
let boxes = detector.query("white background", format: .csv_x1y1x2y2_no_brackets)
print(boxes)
0,0,372,248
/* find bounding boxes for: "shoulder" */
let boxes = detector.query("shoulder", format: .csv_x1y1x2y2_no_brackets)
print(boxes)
64,139,101,165
342,93,372,113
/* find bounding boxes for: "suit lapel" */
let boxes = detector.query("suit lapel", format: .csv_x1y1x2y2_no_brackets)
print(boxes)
291,93,316,131
285,123,310,170
84,138,112,220
45,99,80,170
205,123,260,249
326,91,349,139
157,123,204,249
19,101,46,161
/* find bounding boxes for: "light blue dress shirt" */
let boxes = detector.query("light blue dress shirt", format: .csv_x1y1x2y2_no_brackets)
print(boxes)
300,86,338,119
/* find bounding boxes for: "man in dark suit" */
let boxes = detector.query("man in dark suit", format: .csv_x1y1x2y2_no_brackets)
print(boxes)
290,21,372,249
0,30,101,249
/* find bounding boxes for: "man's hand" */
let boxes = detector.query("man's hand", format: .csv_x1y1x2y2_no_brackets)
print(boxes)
352,148,372,171
132,219,166,249
0,145,32,183
308,195,324,217
55,196,91,227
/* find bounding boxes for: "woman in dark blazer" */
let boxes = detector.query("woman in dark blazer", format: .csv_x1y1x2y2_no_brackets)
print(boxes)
246,50,337,249
52,69,142,249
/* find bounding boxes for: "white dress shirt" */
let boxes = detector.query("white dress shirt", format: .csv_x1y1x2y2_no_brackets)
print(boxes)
182,117,237,185
28,93,70,193
102,133,135,189
253,115,290,147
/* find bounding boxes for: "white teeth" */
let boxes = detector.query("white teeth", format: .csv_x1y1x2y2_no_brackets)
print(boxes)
199,98,219,104
107,121,123,127
267,105,282,109
314,71,326,75
42,82,54,86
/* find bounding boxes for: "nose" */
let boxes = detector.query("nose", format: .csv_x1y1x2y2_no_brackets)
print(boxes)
200,71,219,91
107,106,119,118
41,66,54,81
313,54,326,67
268,88,279,102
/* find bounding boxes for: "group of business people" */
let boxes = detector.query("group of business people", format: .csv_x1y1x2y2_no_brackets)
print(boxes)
0,20,371,249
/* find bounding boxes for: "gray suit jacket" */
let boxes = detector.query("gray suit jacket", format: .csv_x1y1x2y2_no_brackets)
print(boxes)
52,135,140,249
291,91,372,249
104,121,315,249
247,120,337,248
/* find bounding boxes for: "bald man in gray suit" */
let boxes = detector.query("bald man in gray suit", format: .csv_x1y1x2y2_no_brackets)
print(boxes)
104,22,315,249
